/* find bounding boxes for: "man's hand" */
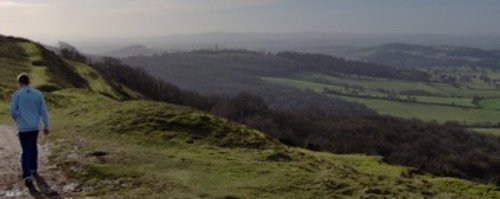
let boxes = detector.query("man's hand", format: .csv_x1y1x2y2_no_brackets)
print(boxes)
43,129,50,136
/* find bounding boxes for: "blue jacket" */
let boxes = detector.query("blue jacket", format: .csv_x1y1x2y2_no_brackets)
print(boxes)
9,86,49,132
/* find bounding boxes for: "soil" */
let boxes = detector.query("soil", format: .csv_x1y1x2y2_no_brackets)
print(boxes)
0,124,75,198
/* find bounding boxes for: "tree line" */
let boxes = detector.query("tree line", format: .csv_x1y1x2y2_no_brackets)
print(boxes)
59,44,500,185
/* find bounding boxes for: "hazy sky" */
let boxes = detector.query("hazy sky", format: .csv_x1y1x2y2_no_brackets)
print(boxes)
1,0,500,43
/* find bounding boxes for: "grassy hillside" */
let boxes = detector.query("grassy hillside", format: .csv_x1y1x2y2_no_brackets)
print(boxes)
66,59,141,100
47,95,500,198
0,36,30,98
2,35,500,198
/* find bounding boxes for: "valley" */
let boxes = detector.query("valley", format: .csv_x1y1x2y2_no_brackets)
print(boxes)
2,35,500,198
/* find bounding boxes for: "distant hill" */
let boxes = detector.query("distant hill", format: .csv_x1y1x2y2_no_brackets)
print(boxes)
349,43,500,68
148,32,500,50
73,32,500,56
103,45,165,58
122,50,428,112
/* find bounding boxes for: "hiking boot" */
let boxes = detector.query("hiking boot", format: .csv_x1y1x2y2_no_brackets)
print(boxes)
24,177,33,187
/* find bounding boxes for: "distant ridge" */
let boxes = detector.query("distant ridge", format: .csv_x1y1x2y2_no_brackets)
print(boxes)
73,32,500,54
349,42,500,68
103,45,165,58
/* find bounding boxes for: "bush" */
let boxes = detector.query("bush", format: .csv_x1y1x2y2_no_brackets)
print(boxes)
32,60,46,66
37,84,61,92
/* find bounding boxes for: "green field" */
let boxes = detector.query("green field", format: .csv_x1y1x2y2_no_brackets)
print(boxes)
293,72,500,98
470,128,500,136
293,72,447,95
431,83,500,98
478,99,500,110
414,96,475,107
261,77,345,93
264,72,500,126
339,95,500,124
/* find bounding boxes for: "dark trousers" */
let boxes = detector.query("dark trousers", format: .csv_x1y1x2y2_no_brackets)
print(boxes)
18,131,39,179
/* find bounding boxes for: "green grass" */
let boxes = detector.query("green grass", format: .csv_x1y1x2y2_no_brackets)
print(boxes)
414,96,475,107
0,101,9,123
262,76,345,93
470,128,500,136
66,60,107,92
294,72,500,99
17,42,43,61
0,56,27,89
466,80,497,90
337,95,500,124
17,42,58,89
293,72,447,95
0,39,31,112
479,99,500,109
431,83,500,98
29,66,52,88
266,76,475,107
65,59,140,100
0,40,29,94
47,89,500,198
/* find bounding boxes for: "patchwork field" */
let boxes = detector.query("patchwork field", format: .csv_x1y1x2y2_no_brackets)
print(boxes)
263,71,500,126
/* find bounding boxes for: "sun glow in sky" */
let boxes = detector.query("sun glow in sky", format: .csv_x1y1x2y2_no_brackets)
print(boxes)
1,0,499,43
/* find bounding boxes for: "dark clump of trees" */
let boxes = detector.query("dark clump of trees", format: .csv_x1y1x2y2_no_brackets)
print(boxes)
40,43,89,89
92,57,212,110
277,51,431,81
58,42,88,64
0,36,29,60
121,50,386,114
85,56,500,185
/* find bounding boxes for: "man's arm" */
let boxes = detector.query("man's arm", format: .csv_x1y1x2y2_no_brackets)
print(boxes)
39,94,49,130
9,93,19,120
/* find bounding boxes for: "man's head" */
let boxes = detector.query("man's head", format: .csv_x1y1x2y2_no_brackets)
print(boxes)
17,73,30,87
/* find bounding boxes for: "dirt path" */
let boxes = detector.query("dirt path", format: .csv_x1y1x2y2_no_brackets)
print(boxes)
0,124,74,198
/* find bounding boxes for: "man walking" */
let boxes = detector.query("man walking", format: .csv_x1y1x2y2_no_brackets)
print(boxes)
9,73,49,187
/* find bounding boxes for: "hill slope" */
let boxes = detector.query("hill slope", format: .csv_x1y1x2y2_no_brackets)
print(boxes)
349,43,500,69
121,50,428,114
1,35,500,198
103,45,165,58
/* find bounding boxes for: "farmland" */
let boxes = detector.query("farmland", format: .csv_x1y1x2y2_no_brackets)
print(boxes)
263,69,500,126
